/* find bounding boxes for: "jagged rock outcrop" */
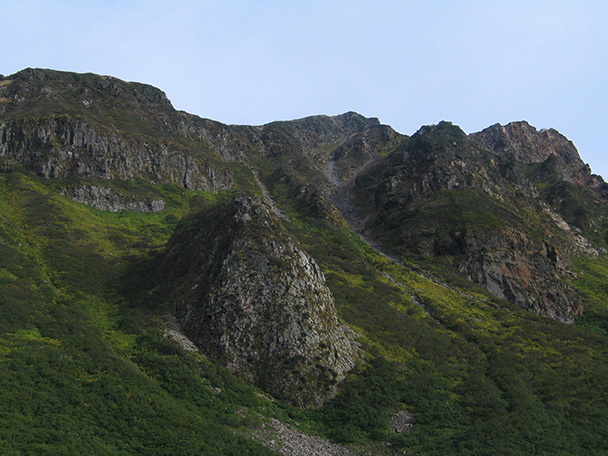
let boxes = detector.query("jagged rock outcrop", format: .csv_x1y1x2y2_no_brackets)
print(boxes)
470,122,608,242
161,193,359,407
470,121,607,194
471,121,583,165
0,115,233,192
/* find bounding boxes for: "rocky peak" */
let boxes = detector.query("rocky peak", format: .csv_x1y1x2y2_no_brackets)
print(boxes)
161,193,359,407
0,69,234,191
470,122,595,185
411,121,467,141
326,111,381,131
470,121,579,164
266,111,380,134
471,121,608,197
413,120,467,138
257,111,383,161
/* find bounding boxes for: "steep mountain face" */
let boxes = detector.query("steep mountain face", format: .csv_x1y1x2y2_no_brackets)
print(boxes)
2,69,606,324
471,122,608,250
0,69,386,195
0,69,234,190
160,193,358,407
3,68,608,455
355,121,604,322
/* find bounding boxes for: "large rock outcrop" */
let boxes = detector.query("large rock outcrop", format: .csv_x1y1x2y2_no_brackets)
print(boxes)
61,183,166,212
470,121,607,193
0,115,233,192
160,193,358,407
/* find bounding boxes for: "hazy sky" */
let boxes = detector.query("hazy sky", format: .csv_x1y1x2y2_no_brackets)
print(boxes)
2,0,607,177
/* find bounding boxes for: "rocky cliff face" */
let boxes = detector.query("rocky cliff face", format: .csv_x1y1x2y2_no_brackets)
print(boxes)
61,184,166,212
471,121,582,165
470,121,607,194
0,69,234,191
0,70,388,195
160,194,359,407
0,117,233,191
355,122,598,322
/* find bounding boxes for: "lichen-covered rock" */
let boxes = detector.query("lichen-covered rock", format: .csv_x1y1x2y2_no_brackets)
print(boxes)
161,193,359,407
391,410,414,434
458,229,583,322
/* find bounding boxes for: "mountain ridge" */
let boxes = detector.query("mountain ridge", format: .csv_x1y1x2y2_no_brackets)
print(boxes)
2,68,608,455
3,68,608,320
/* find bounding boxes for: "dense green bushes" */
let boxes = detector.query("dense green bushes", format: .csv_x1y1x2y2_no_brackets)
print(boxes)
2,168,608,454
0,171,275,455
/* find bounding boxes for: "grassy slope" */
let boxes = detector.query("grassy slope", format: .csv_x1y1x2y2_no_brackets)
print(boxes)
571,255,608,335
1,167,608,455
0,170,276,455
287,218,608,455
245,157,608,454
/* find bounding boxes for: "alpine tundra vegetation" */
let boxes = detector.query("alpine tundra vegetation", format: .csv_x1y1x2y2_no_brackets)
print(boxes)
1,68,608,455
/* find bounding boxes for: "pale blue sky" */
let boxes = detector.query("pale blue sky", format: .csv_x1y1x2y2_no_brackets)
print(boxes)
2,0,607,178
